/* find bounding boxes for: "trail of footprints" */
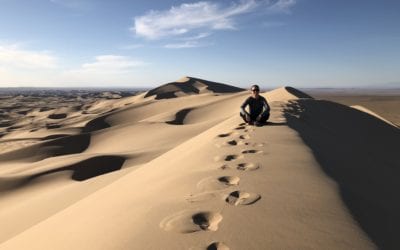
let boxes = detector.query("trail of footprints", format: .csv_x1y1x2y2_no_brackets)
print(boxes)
161,122,264,250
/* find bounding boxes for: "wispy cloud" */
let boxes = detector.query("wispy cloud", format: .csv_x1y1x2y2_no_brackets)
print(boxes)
180,32,211,41
269,0,296,13
132,0,257,40
164,41,212,49
0,43,58,69
164,32,212,49
70,55,146,74
59,55,147,86
132,0,296,40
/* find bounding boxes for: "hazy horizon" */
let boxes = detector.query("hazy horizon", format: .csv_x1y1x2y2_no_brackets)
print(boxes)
0,77,399,89
1,0,399,88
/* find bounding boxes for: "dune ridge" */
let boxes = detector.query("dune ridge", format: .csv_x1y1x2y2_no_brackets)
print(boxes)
144,76,244,99
0,77,398,249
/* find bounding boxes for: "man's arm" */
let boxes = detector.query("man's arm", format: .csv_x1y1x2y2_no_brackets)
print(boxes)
240,98,250,116
263,98,270,112
256,97,270,121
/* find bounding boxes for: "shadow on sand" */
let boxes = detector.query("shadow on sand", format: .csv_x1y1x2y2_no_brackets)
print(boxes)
0,133,91,162
265,121,287,126
29,155,126,182
0,155,126,192
166,108,194,125
284,99,400,250
82,115,111,133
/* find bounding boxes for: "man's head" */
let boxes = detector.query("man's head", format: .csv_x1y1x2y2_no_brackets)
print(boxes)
250,84,260,97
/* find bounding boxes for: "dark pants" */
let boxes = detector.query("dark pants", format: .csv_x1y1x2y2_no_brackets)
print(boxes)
240,111,270,124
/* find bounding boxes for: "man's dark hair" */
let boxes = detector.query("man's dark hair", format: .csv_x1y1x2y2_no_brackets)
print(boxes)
251,84,260,91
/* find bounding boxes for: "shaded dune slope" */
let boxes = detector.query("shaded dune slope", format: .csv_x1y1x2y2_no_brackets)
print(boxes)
285,86,313,99
284,99,400,250
166,108,194,125
0,133,90,162
144,76,244,99
30,155,126,182
0,155,126,191
82,115,111,133
265,86,313,102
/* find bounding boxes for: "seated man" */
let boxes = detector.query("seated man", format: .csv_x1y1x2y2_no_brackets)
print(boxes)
240,84,270,126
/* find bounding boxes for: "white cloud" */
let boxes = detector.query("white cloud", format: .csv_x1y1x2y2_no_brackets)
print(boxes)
57,55,147,86
132,0,258,40
0,43,58,69
132,0,296,40
76,55,146,73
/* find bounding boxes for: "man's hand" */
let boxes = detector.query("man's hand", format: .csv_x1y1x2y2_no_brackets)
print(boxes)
256,115,261,122
245,114,251,122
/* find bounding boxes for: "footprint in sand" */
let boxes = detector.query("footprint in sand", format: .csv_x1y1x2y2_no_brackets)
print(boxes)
190,242,230,250
237,163,260,171
214,140,237,148
197,176,240,191
219,164,233,170
244,127,255,133
225,140,237,146
234,126,246,130
239,134,250,140
237,140,250,146
225,191,261,206
241,149,263,154
239,142,264,147
225,155,238,161
216,132,232,138
218,176,240,185
214,154,243,162
207,242,230,250
224,154,243,161
160,211,223,233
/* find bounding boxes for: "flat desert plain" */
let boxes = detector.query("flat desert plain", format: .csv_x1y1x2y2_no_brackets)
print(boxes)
308,88,400,127
0,77,399,250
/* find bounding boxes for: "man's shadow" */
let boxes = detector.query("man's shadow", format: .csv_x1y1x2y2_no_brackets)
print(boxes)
239,121,287,127
265,121,287,126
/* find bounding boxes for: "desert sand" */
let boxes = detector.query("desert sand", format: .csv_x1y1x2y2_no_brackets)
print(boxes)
0,77,399,250
308,89,400,127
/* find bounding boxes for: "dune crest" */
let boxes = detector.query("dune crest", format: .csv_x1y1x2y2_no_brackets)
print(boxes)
144,76,244,100
351,105,398,128
264,86,313,102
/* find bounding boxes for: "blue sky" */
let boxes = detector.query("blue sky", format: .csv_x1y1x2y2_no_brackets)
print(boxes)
0,0,399,88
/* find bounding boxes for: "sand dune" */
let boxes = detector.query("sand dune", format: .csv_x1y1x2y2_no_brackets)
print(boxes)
144,76,244,99
0,78,399,249
351,105,398,128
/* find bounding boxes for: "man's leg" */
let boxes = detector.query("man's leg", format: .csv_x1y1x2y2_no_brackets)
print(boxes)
259,111,270,123
240,112,248,123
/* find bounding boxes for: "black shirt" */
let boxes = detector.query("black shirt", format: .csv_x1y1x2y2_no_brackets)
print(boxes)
240,96,270,117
